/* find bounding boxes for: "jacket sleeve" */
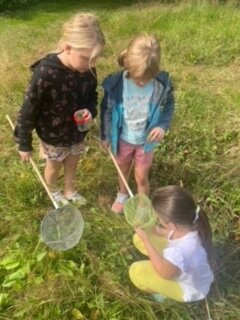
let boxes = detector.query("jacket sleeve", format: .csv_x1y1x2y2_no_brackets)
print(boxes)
14,68,44,152
100,90,112,141
158,76,175,131
86,69,98,119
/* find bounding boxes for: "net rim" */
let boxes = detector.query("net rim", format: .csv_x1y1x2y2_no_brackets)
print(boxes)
40,204,84,251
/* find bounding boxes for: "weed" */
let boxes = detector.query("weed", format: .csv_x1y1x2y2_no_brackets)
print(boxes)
0,1,240,319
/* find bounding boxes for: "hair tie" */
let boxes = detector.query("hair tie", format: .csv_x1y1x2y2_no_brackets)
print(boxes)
193,206,200,224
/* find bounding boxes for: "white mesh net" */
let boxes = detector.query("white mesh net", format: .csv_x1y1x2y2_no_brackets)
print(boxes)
41,204,84,251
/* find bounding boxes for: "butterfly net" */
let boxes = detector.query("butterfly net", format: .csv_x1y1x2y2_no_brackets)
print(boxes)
123,194,157,229
41,204,84,251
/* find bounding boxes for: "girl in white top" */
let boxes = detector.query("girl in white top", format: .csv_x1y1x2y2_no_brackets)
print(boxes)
129,185,214,302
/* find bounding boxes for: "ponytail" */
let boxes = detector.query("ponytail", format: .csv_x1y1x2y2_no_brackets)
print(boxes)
117,49,127,67
152,185,213,265
195,208,213,265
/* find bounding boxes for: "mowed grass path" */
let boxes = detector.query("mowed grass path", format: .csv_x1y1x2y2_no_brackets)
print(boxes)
0,1,240,319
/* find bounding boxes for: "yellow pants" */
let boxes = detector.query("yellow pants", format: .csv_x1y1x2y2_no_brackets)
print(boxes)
129,233,184,302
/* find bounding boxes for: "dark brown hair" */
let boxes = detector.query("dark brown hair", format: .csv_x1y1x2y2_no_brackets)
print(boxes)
151,185,212,263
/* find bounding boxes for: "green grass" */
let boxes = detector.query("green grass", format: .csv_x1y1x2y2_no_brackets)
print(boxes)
0,0,240,319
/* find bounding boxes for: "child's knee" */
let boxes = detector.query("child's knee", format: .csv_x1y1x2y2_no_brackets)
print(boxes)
129,262,150,290
46,162,61,174
129,262,141,285
135,175,148,186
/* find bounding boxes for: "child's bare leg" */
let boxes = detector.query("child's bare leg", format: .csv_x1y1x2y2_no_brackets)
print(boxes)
63,154,80,196
134,165,151,195
44,159,62,192
117,161,132,195
111,161,132,213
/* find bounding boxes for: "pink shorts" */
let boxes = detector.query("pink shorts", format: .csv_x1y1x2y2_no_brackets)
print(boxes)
115,140,154,168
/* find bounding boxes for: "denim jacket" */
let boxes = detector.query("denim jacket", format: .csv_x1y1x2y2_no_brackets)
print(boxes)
100,70,175,155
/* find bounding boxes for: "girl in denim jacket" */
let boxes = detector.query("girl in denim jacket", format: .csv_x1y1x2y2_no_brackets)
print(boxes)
100,33,175,213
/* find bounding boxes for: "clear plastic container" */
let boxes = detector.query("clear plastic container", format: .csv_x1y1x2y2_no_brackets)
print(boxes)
74,110,90,132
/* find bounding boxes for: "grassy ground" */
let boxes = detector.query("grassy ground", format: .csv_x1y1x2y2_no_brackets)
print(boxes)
0,0,240,319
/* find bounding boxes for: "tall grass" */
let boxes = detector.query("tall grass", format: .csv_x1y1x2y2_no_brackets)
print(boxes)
0,1,240,319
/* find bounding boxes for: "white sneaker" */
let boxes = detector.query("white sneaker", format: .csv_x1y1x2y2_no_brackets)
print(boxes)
151,293,166,303
111,192,129,214
66,191,87,206
51,191,69,206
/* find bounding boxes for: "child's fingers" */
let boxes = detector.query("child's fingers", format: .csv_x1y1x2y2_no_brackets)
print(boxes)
147,131,155,141
100,140,109,151
148,130,159,142
148,128,165,142
81,109,92,122
86,113,92,122
19,151,31,162
135,227,147,239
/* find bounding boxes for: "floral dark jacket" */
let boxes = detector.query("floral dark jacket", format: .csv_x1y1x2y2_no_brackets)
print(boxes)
14,54,98,151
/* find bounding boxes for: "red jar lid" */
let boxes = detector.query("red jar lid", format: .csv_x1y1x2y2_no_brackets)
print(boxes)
74,110,88,124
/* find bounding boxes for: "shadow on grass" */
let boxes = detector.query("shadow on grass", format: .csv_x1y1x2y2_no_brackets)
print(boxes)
1,0,178,20
213,239,240,296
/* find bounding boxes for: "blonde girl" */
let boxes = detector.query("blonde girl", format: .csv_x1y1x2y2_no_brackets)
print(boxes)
129,185,214,302
100,33,175,213
14,13,105,206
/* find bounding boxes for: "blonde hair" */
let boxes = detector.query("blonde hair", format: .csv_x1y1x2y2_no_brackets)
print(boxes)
118,33,161,81
58,13,105,63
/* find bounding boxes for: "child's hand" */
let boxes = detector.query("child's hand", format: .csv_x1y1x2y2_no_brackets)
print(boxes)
81,109,92,123
100,140,109,151
148,127,165,142
153,225,169,238
135,227,149,241
19,151,31,162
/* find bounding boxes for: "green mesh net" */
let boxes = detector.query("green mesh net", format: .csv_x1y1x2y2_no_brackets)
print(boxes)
123,194,157,229
41,204,84,251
